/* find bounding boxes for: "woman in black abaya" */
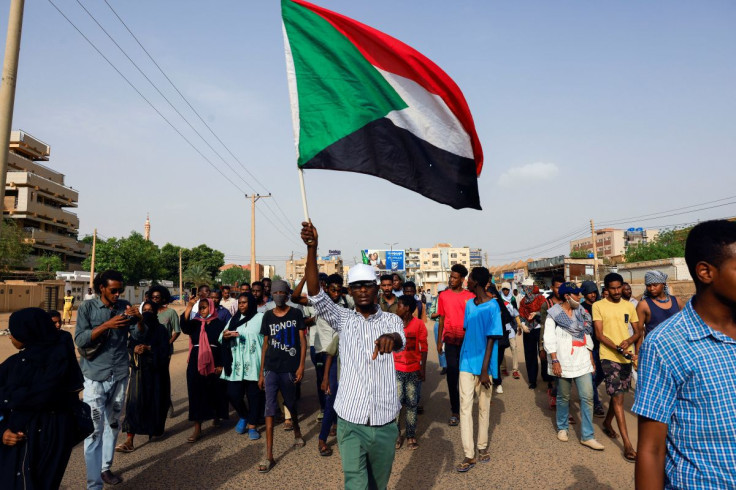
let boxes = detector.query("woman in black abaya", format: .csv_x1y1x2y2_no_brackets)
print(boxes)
116,301,171,452
0,308,85,489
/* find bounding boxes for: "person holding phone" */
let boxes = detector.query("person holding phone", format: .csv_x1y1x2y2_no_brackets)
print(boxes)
593,273,641,463
74,270,145,488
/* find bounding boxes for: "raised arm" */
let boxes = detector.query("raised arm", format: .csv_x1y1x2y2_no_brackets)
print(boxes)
301,222,320,296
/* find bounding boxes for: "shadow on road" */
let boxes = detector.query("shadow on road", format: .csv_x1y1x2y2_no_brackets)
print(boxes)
565,465,615,490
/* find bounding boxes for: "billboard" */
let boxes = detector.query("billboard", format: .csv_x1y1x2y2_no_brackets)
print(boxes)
363,249,405,272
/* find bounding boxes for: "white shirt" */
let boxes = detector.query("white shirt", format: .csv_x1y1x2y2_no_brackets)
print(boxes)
309,289,405,426
220,297,238,316
543,315,594,378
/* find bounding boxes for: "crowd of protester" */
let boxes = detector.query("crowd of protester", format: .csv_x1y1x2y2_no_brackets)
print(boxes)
0,219,735,488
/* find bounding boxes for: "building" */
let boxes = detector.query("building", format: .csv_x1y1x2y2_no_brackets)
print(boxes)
527,255,600,287
570,227,660,262
56,270,92,303
3,130,90,269
415,244,470,295
570,228,627,260
286,255,344,285
405,248,420,282
469,248,483,267
488,259,533,286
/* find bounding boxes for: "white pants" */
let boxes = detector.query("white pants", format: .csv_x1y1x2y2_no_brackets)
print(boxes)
459,371,493,459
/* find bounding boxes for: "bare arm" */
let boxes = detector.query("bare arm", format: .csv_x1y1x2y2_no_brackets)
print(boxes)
636,417,667,490
295,329,307,382
258,336,269,390
301,222,320,297
291,276,308,305
594,320,619,352
436,316,445,354
636,301,651,352
479,337,495,388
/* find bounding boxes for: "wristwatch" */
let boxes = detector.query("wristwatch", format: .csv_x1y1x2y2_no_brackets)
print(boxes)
551,359,560,364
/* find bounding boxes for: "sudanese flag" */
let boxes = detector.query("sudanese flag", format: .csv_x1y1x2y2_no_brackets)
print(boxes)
281,0,484,210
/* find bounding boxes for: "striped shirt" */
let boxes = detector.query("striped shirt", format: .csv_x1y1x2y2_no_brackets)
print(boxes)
633,299,736,489
309,289,405,426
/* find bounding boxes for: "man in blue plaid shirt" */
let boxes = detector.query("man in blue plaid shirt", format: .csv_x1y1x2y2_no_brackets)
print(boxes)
633,220,736,489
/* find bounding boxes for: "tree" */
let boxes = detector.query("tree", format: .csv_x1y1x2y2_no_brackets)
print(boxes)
35,254,64,280
189,244,225,278
625,229,686,263
82,232,162,284
0,219,31,272
272,274,283,282
159,243,191,283
569,250,590,259
183,263,212,288
219,267,250,287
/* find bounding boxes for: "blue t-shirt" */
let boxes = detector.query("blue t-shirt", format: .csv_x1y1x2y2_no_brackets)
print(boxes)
459,298,503,376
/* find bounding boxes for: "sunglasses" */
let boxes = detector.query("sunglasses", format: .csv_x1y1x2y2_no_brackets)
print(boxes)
108,288,125,294
350,281,377,290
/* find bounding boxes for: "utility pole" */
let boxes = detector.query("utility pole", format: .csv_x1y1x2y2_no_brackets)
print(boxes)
89,228,97,288
590,219,598,284
0,0,25,241
484,252,488,268
246,193,271,283
178,248,183,305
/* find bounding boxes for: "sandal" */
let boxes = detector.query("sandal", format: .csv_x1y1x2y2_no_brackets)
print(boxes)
395,435,404,450
115,442,134,453
212,418,222,428
319,443,333,457
258,460,275,473
407,438,418,450
602,425,619,439
624,448,637,463
329,425,337,437
187,432,201,443
449,416,459,427
283,419,294,431
456,458,476,473
293,437,305,448
478,448,491,463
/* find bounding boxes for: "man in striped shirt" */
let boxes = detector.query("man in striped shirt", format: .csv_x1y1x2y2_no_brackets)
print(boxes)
301,221,405,490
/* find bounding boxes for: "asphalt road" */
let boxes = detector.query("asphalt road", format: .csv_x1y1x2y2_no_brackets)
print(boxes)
42,318,637,489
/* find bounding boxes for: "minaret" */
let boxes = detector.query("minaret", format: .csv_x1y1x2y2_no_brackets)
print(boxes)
144,213,151,241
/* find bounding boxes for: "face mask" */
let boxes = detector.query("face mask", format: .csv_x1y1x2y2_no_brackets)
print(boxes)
272,295,287,307
567,297,581,309
142,311,157,323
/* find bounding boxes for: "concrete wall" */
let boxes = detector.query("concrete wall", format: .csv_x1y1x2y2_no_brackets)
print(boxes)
0,280,65,312
618,257,692,284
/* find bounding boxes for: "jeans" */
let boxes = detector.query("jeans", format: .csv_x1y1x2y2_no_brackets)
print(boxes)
226,380,261,424
493,345,508,386
556,374,594,441
310,346,327,411
459,371,493,459
319,359,339,442
434,321,446,368
337,417,398,490
83,374,128,490
264,371,297,418
444,343,462,414
396,370,421,438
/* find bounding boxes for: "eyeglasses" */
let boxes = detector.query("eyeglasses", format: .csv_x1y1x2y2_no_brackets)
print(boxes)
151,295,162,300
108,288,125,294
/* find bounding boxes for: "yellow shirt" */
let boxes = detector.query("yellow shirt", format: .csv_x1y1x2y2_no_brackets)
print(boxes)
64,295,74,308
593,298,638,364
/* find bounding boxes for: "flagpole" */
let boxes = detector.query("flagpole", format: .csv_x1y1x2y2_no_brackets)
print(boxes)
298,167,310,222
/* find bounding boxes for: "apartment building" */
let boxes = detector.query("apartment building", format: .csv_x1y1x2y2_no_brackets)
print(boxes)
415,244,470,294
3,131,90,269
570,227,660,260
286,255,343,285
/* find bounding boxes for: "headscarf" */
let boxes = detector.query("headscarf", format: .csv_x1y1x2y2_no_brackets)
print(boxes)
9,307,60,347
519,285,546,320
644,270,670,297
548,303,592,342
191,298,217,376
223,292,257,376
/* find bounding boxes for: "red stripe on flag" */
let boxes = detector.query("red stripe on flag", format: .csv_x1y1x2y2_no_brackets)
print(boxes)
290,0,483,176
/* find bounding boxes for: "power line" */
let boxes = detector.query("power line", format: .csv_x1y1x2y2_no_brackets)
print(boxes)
47,0,247,196
102,0,299,231
597,194,736,227
486,227,588,258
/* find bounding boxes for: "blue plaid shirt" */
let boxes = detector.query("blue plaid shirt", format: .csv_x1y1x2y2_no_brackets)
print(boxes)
633,299,736,489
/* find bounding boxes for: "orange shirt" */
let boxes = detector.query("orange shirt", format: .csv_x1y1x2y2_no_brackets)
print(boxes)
438,289,475,345
393,317,428,372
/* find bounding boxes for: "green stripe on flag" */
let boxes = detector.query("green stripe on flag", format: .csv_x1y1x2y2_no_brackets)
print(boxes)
282,0,407,166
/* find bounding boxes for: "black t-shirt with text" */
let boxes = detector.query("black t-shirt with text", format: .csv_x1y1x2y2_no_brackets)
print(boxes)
260,307,306,373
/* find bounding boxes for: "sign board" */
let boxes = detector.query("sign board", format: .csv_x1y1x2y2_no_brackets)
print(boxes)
363,249,405,272
328,250,341,256
503,272,515,280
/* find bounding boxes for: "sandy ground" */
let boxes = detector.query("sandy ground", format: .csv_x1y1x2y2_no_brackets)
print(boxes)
0,309,637,489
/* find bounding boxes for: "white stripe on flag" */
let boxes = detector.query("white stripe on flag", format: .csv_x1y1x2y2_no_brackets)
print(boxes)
378,69,474,160
282,22,301,160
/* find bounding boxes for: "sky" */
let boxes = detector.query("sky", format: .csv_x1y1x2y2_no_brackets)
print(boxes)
3,0,735,273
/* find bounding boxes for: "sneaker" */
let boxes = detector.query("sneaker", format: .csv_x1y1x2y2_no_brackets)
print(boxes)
235,418,248,434
101,470,123,485
440,368,447,375
495,385,503,394
557,430,569,442
594,405,605,418
512,370,520,379
581,438,605,451
501,369,509,377
317,410,324,421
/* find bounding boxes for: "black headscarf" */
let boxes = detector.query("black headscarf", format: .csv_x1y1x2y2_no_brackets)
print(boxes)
9,308,60,347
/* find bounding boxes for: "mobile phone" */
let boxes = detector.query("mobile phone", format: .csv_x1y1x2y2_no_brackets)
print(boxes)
624,314,630,324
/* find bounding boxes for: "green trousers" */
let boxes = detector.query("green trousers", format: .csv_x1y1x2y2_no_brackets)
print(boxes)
337,417,398,490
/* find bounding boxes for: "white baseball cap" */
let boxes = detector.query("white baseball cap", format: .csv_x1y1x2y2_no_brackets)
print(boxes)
348,264,377,284
501,282,511,290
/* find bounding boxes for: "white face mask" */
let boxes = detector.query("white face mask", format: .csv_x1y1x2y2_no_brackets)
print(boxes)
567,297,581,309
